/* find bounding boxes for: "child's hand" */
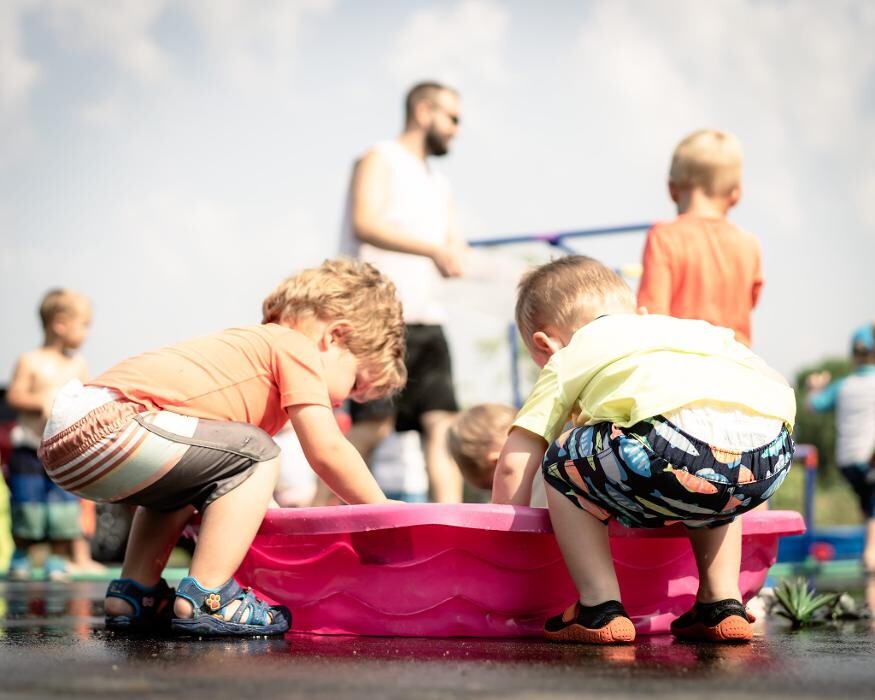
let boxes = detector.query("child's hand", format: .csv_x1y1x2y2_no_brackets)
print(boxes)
806,370,831,393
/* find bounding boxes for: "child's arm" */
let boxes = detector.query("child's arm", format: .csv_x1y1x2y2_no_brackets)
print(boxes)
6,355,45,414
491,427,547,506
636,226,672,314
805,371,838,413
287,404,388,505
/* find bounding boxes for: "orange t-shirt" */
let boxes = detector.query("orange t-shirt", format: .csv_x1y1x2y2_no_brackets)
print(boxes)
636,215,763,346
88,324,331,436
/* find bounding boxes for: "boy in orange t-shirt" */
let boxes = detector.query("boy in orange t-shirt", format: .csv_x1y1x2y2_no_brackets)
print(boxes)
637,129,763,347
39,259,406,638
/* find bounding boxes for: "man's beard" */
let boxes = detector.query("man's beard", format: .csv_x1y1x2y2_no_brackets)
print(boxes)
425,129,449,157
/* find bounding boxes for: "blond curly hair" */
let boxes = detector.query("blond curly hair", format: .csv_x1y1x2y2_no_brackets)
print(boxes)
262,258,406,400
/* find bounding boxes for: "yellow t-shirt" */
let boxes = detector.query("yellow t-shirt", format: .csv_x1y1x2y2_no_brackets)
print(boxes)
513,314,796,444
89,324,331,437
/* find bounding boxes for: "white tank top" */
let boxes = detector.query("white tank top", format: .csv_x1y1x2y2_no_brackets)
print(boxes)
340,140,451,324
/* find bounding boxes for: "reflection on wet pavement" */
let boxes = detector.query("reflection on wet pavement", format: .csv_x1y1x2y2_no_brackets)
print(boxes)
1,581,874,699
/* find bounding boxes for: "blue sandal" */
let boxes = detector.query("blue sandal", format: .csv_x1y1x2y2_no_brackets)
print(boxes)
171,576,291,637
105,578,175,632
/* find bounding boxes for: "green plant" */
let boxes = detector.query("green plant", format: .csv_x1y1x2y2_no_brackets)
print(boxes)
773,577,841,628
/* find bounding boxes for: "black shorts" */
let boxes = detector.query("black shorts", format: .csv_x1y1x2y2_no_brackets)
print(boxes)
839,464,875,519
350,324,458,433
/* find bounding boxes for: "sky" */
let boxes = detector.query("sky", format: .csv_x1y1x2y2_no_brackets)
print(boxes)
1,0,874,408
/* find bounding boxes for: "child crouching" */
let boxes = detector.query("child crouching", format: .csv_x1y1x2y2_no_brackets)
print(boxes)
493,255,795,644
38,258,406,637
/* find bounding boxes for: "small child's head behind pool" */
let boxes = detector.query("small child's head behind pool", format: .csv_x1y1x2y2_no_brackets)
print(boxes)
447,403,517,490
261,258,407,403
39,288,92,351
668,128,743,207
515,255,636,368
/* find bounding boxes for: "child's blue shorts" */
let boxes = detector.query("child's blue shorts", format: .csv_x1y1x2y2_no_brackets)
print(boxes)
541,415,794,529
8,446,81,541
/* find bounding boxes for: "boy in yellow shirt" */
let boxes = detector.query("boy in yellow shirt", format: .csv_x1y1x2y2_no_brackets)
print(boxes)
493,256,795,644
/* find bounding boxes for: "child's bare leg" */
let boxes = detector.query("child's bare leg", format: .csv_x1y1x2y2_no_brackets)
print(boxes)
175,455,280,619
686,520,743,603
70,537,105,572
421,410,463,504
546,485,620,605
104,504,195,617
674,520,752,642
346,416,394,462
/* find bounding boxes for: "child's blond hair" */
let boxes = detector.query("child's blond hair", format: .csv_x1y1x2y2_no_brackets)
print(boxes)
447,403,517,490
669,128,743,197
515,256,634,356
39,289,89,330
262,258,407,400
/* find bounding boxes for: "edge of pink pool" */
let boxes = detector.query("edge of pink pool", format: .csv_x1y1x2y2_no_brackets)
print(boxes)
235,504,804,637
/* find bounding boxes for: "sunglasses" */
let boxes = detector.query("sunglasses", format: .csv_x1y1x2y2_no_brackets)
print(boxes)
430,102,460,126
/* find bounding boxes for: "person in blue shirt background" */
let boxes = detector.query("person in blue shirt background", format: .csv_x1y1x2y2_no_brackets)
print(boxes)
807,322,875,573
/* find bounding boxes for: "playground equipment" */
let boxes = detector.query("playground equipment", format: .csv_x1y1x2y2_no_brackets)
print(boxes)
777,444,864,564
236,504,804,638
468,222,650,407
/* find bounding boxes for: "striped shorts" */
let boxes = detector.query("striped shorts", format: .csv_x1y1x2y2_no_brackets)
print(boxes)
38,380,279,512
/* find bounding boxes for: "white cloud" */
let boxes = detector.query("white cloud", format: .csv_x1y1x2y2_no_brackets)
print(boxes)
858,171,875,230
0,0,40,110
76,93,124,127
0,0,41,161
183,0,335,88
388,0,509,87
46,0,171,82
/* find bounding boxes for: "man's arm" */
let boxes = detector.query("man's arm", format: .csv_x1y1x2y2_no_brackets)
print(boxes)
350,151,463,277
287,404,388,505
491,427,547,506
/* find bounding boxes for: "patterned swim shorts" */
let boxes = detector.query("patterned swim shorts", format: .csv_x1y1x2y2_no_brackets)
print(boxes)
542,415,795,529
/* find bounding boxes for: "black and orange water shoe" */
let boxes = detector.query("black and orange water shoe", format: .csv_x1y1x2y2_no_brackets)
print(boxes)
670,598,755,643
544,600,636,644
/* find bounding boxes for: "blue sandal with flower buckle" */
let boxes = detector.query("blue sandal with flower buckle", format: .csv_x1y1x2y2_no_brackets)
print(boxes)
105,578,175,632
170,576,291,637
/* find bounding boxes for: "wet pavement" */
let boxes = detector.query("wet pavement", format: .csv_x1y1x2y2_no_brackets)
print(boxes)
2,581,875,699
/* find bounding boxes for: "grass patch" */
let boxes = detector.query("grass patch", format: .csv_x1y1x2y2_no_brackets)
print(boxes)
0,479,12,571
770,463,862,526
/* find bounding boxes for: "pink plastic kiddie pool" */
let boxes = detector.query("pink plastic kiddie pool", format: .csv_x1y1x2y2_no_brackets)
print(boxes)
234,504,804,637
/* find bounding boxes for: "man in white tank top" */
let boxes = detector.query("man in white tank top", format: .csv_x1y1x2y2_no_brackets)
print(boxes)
338,82,467,503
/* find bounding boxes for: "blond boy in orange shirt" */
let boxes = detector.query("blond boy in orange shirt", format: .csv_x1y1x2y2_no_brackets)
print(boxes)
39,259,406,637
637,129,763,347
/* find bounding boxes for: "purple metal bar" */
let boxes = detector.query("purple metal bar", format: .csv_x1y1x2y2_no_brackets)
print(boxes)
468,223,652,248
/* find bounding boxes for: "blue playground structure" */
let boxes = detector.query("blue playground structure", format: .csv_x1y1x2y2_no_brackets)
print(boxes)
779,444,864,564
